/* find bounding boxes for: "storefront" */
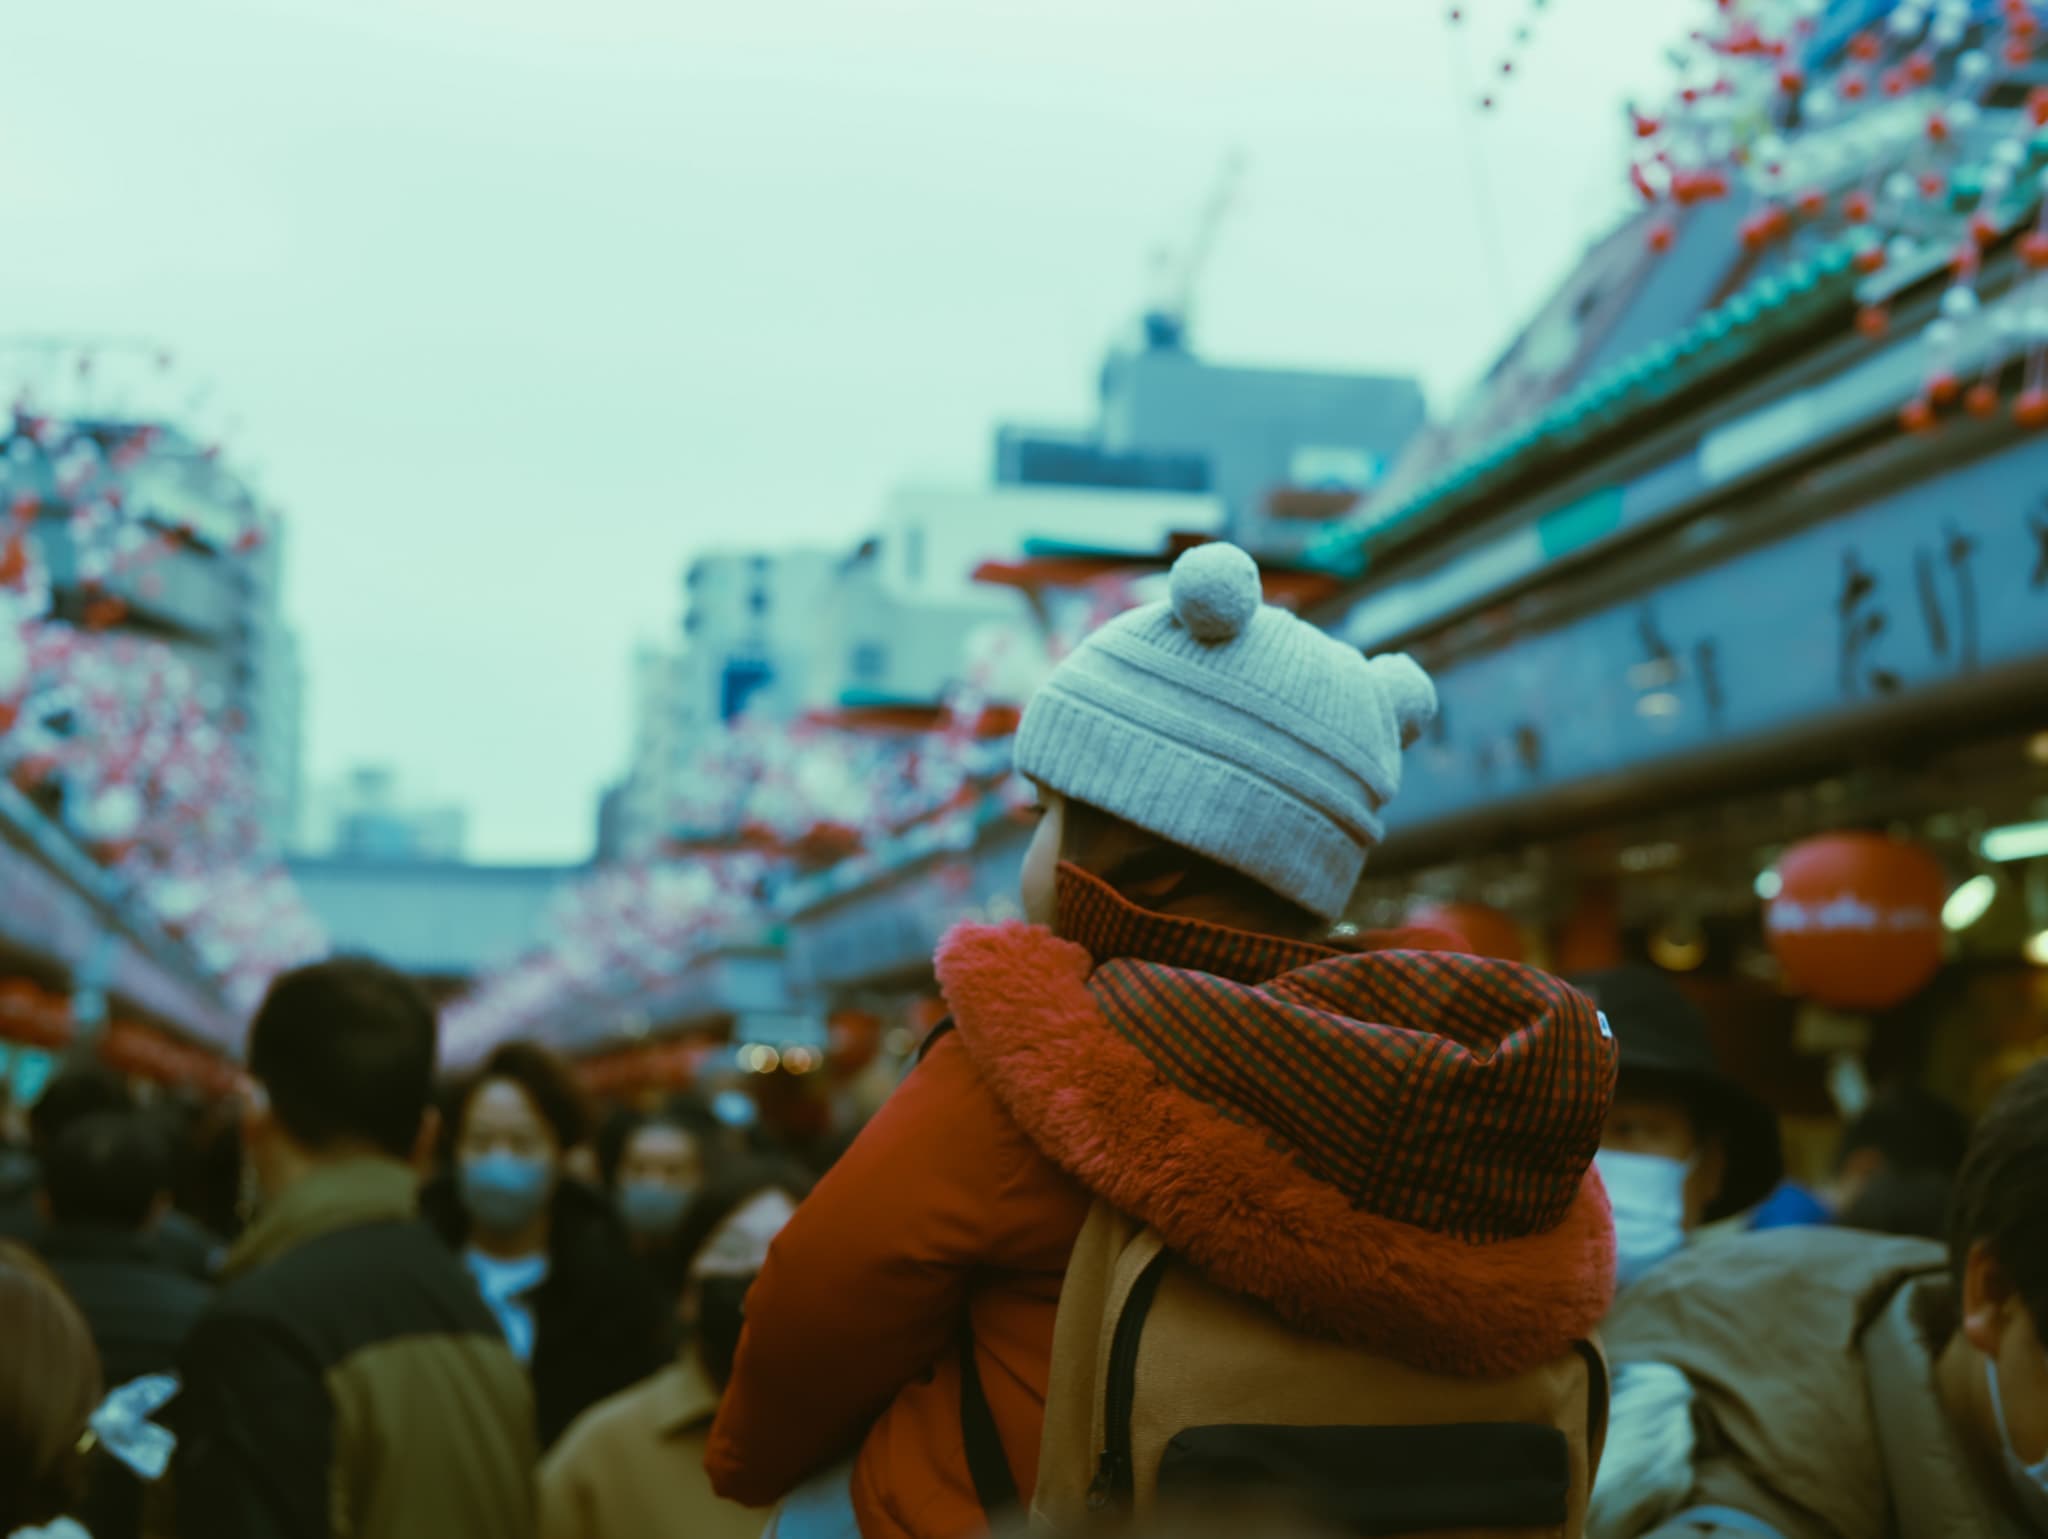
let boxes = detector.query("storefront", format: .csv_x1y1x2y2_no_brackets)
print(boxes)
1312,223,2048,1148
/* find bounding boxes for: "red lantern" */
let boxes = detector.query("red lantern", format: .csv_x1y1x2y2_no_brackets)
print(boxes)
1408,902,1527,963
1765,833,1946,1010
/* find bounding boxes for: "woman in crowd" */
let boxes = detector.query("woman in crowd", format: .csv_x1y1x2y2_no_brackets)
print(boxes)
704,544,1618,1538
0,1241,100,1539
422,1041,664,1449
539,1160,812,1539
600,1104,708,1310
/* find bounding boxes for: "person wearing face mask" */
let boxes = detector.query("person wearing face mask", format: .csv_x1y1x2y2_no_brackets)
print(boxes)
538,1161,812,1539
1567,967,1784,1290
602,1108,708,1311
1571,968,1785,1538
1589,1058,2048,1538
170,960,536,1539
419,1041,663,1449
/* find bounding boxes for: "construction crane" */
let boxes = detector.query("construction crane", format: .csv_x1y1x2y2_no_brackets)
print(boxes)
1143,151,1247,351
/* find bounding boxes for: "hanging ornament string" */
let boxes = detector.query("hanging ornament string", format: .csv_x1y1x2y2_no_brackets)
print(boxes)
1483,0,1554,107
1443,4,1520,331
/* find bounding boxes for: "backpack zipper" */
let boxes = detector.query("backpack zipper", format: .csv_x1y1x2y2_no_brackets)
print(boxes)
1086,1253,1170,1513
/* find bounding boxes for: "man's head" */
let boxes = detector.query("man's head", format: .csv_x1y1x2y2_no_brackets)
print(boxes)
26,1066,132,1158
1599,1067,1730,1231
244,958,438,1191
39,1112,170,1233
1948,1060,2048,1490
1570,967,1782,1289
1835,1086,1970,1213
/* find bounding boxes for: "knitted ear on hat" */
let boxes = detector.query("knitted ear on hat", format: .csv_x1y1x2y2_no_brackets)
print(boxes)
1365,652,1438,748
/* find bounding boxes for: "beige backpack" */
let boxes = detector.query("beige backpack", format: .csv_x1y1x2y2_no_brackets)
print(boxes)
965,1203,1609,1537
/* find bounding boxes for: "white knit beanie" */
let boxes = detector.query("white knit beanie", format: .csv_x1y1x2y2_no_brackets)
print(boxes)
1014,543,1437,921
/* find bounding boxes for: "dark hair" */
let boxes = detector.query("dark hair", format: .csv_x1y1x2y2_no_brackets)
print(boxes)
463,1041,589,1152
1059,799,1323,940
1948,1060,2048,1324
592,1104,638,1189
0,1241,101,1533
671,1159,813,1281
596,1105,704,1191
28,1065,133,1156
171,1097,245,1241
42,1113,170,1232
1839,1165,1955,1241
1837,1087,1970,1178
248,958,438,1161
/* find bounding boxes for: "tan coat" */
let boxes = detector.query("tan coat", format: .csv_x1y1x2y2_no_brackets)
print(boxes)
540,1357,765,1539
1600,1228,2031,1539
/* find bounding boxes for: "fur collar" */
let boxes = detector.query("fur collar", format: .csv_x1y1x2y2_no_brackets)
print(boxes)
936,918,1615,1379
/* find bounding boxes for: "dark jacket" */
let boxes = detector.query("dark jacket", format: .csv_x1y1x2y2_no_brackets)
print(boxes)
420,1173,665,1450
0,1192,221,1282
42,1225,212,1539
153,1209,225,1280
42,1224,213,1384
172,1158,537,1539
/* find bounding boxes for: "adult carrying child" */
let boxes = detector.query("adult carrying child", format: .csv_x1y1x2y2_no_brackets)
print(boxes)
706,543,1619,1539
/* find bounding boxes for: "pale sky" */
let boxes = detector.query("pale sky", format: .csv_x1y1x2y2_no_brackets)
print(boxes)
5,0,1682,861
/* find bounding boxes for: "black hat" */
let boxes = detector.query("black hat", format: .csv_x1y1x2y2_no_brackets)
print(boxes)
1567,966,1784,1222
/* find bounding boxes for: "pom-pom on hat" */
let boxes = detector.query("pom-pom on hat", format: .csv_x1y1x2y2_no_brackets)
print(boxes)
1014,541,1437,920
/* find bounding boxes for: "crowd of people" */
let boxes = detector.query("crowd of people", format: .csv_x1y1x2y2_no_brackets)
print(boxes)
0,542,2042,1539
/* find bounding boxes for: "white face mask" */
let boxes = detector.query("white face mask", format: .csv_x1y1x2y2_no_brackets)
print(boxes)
1988,1357,2048,1532
1595,1148,1691,1290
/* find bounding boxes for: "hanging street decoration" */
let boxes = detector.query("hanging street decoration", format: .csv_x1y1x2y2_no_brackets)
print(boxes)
1625,0,2048,426
1448,0,1558,114
0,388,325,1019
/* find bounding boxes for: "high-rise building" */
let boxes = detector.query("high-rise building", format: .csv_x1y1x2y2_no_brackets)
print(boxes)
997,319,1428,561
302,765,468,863
677,549,840,742
600,327,1424,863
613,645,687,860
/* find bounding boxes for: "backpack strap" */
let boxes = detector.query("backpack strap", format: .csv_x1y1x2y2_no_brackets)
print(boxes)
926,1019,1019,1519
958,1319,1020,1517
918,1019,956,1062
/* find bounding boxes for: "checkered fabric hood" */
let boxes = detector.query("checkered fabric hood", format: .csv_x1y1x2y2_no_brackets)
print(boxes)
936,865,1621,1378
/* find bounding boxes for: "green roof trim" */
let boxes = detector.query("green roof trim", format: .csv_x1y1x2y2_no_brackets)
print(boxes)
835,689,937,710
1302,234,1867,582
1017,535,1170,562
